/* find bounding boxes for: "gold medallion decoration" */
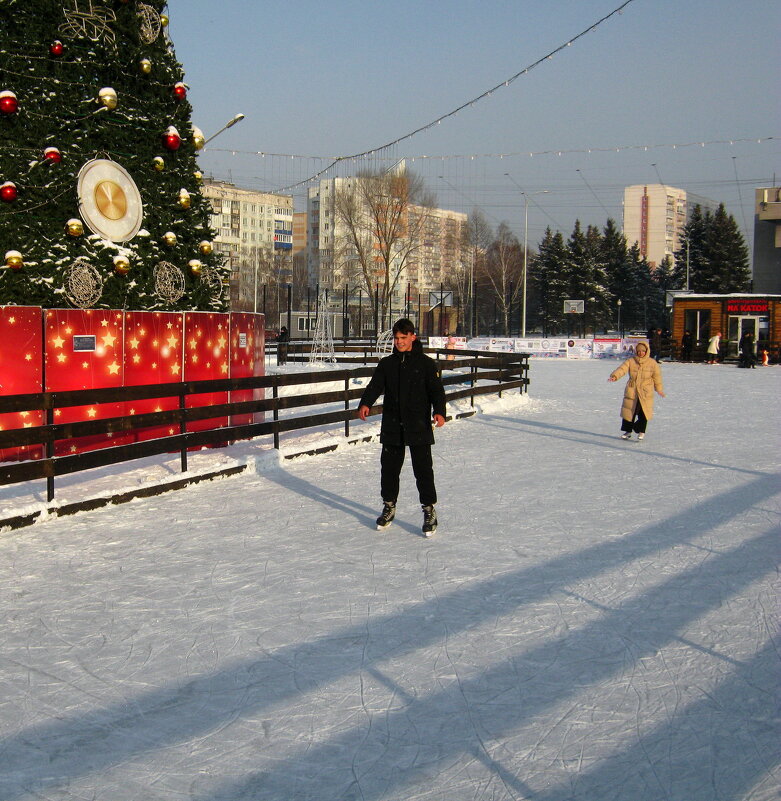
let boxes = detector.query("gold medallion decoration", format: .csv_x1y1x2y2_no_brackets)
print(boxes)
95,180,127,220
77,158,143,241
154,261,186,303
65,258,103,308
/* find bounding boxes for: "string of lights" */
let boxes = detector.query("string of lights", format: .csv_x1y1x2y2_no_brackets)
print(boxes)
206,136,777,168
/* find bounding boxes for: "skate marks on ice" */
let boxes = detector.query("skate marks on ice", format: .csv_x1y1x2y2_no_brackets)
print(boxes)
0,472,778,800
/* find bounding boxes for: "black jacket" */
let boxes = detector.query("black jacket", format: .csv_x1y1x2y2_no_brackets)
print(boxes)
359,339,447,446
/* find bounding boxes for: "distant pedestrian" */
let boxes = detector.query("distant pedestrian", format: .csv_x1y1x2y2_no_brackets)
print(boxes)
608,341,665,441
739,331,756,368
358,318,447,537
680,329,693,361
277,326,289,366
650,327,662,361
706,331,722,364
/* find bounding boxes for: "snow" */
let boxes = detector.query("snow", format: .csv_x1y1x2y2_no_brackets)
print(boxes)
0,359,778,801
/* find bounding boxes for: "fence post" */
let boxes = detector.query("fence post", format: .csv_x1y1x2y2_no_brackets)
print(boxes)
45,404,55,502
344,377,350,437
273,379,280,450
179,390,188,473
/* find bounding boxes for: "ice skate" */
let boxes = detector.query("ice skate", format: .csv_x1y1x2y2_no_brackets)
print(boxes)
422,504,437,537
637,433,645,440
376,501,395,530
620,431,632,440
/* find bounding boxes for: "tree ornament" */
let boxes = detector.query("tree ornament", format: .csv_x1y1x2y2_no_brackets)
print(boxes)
44,147,62,164
5,251,23,271
1,182,18,203
113,254,131,275
98,87,118,110
160,14,169,27
0,91,19,115
153,156,165,171
138,3,162,44
50,40,64,56
178,188,191,209
139,58,152,74
173,82,187,100
194,170,203,183
65,258,103,308
59,2,117,48
188,259,203,275
66,218,85,236
163,126,181,150
154,261,186,302
199,240,213,255
192,126,205,151
162,231,177,246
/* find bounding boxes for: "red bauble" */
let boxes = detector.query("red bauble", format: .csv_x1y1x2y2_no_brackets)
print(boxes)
0,91,19,115
1,182,18,202
173,82,187,100
163,126,181,151
50,40,64,56
43,147,62,164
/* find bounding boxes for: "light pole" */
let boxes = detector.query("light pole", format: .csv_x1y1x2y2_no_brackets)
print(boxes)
203,113,245,146
617,298,622,337
505,178,549,338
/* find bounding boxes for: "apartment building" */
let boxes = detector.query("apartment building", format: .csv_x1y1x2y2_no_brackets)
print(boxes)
753,187,781,293
202,179,294,311
623,184,718,269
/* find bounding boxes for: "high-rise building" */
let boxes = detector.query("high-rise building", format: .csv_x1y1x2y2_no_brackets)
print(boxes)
753,187,781,293
202,180,293,311
623,184,718,269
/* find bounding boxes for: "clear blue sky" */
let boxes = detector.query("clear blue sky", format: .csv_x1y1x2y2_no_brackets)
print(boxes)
168,0,779,253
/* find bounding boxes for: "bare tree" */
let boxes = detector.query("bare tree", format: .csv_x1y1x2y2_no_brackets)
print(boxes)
481,222,523,336
334,167,433,330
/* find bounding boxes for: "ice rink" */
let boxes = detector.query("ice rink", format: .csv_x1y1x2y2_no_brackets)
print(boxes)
0,359,778,800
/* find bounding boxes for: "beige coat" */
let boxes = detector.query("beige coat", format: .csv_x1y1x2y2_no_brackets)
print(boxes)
610,355,664,421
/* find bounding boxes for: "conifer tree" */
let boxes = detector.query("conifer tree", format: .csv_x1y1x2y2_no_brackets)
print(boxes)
530,226,568,335
703,204,751,293
0,0,225,311
672,204,709,291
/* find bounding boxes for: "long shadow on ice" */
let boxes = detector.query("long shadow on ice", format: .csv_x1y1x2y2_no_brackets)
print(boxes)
0,472,777,799
190,525,779,801
478,414,770,477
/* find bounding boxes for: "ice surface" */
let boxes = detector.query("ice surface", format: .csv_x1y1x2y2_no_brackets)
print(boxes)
0,360,778,800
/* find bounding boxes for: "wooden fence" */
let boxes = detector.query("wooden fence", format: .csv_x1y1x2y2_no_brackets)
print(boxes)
0,350,529,507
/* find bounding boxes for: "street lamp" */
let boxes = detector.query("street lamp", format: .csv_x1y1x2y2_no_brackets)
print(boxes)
617,298,622,337
505,175,549,338
203,113,245,145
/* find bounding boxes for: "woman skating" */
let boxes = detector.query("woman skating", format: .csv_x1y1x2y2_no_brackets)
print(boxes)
608,341,665,440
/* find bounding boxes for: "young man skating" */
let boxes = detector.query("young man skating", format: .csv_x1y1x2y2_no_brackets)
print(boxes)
358,319,447,536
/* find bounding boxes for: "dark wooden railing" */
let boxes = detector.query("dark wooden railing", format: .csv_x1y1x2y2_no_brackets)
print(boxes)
0,350,529,503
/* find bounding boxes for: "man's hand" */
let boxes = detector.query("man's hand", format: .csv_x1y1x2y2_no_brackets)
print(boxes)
358,404,370,421
433,414,446,427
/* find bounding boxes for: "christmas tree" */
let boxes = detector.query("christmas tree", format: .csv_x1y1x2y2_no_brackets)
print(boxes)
0,0,227,311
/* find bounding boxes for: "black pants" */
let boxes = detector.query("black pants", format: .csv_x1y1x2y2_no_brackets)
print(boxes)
381,442,437,506
621,401,648,434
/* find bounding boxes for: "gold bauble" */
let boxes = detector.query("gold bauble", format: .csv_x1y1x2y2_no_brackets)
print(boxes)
98,87,117,110
198,240,213,255
140,58,152,74
5,250,23,270
194,170,203,183
113,255,131,275
188,259,203,275
192,126,205,151
153,156,165,171
163,231,177,246
66,218,84,237
178,189,191,209
160,14,169,27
